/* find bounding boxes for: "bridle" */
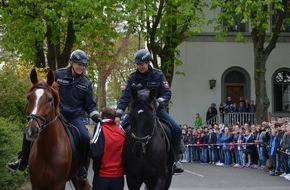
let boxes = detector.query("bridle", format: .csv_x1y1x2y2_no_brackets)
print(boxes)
129,103,158,155
26,86,58,134
27,114,58,133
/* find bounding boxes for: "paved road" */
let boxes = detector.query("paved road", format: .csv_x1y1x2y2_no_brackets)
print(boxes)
21,162,290,190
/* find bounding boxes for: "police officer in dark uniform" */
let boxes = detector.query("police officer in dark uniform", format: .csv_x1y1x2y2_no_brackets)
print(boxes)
7,49,100,181
115,49,183,174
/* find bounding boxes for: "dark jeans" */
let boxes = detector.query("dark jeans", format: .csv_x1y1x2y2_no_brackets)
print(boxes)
93,176,124,190
64,116,90,167
223,149,232,166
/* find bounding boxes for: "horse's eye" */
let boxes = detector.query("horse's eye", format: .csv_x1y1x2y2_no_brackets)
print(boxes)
48,97,53,102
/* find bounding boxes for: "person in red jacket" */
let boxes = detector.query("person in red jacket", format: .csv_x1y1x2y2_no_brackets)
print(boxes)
89,107,126,190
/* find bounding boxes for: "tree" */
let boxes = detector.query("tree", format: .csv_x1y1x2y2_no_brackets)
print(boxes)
210,0,289,123
122,0,206,85
0,0,119,70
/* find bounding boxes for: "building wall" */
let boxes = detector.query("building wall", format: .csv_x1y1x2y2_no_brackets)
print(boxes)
170,40,290,127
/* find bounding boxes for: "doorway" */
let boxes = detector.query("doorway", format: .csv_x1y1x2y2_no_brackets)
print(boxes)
226,86,244,104
221,67,250,104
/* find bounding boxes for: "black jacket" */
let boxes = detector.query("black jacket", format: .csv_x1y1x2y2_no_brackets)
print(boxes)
116,65,171,115
54,67,98,119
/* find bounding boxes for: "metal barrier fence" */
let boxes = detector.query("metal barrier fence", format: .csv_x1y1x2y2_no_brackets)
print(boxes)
206,112,256,126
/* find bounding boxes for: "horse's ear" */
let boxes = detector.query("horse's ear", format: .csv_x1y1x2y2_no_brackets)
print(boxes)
30,69,38,84
47,69,55,86
131,89,138,99
149,89,156,101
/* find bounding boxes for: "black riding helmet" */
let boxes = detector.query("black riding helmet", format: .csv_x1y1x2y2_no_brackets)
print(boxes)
70,49,89,65
134,49,152,64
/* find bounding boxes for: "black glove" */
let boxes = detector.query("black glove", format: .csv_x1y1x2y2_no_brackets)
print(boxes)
115,109,123,118
91,114,101,123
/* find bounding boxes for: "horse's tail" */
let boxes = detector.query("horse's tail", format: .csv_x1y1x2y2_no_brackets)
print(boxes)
71,178,92,190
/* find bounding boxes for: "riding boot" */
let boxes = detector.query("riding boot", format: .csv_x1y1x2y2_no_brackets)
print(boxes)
7,134,31,171
77,141,89,181
171,138,184,174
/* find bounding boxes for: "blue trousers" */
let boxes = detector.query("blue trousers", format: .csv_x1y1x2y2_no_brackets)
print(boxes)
66,117,90,145
65,116,90,166
93,176,124,190
223,149,232,166
257,146,267,166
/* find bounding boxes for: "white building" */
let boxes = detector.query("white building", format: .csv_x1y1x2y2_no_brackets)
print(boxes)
170,6,290,127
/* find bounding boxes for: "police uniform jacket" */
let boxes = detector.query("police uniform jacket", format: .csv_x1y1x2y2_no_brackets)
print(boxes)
116,65,171,116
55,67,98,119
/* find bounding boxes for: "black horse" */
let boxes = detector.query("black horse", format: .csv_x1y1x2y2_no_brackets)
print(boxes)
122,89,173,190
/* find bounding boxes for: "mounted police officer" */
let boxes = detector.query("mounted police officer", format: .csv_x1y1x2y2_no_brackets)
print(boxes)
115,49,184,174
7,49,100,181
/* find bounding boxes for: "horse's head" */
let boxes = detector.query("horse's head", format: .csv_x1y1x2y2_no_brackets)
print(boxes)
129,89,158,158
25,69,60,141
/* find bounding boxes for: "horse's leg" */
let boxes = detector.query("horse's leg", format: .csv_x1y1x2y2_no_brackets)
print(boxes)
126,175,143,190
164,172,173,190
71,177,92,190
145,176,167,190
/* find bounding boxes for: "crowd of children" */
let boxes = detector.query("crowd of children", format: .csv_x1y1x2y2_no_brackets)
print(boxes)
180,120,290,181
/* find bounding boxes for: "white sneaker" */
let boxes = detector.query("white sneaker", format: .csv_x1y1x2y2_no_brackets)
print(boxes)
233,163,239,167
284,174,290,179
279,172,287,177
219,163,224,166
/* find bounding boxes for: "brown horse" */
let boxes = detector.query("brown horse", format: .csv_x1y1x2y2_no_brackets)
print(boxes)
25,69,91,190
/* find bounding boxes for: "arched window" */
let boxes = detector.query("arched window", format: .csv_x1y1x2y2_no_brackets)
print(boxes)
273,70,290,112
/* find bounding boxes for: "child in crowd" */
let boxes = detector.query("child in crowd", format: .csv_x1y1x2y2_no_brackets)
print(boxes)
200,129,209,163
237,127,245,168
232,124,241,167
255,124,270,169
216,127,224,166
208,127,217,164
220,126,232,166
186,128,195,162
269,124,283,176
194,113,203,127
180,128,188,162
242,129,254,167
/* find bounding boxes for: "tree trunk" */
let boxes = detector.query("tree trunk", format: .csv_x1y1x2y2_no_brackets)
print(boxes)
35,41,45,68
160,47,175,86
97,70,107,110
46,26,57,70
254,47,270,124
59,20,75,69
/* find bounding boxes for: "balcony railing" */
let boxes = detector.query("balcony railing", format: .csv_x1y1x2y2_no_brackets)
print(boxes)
206,112,256,126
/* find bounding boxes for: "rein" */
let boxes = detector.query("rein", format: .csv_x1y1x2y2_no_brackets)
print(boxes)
130,120,157,145
27,114,59,133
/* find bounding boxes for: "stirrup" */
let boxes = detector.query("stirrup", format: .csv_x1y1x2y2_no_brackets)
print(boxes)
172,161,184,175
6,157,26,172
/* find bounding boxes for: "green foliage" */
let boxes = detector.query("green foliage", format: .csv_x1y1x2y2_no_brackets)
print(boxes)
120,0,206,84
0,0,122,65
209,0,286,38
0,118,28,190
0,63,30,124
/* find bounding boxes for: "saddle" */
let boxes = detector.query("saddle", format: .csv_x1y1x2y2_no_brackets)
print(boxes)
59,117,82,162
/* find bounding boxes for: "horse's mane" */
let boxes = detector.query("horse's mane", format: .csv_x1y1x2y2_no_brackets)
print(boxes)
28,79,61,117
